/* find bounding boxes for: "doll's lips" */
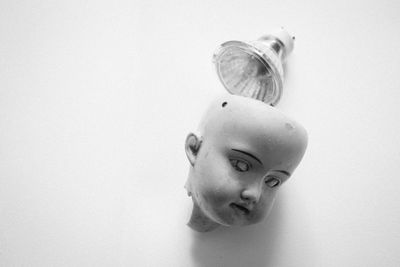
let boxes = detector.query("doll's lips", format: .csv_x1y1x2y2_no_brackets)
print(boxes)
230,203,250,215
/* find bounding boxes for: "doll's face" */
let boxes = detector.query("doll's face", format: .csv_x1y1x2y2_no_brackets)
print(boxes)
185,95,307,227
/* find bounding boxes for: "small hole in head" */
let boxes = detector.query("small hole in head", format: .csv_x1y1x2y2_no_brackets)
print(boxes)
222,102,227,107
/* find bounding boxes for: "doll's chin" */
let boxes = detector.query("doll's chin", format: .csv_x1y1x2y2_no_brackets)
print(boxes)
202,208,251,227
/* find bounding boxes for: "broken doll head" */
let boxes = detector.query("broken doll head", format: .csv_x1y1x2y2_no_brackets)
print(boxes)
184,94,308,232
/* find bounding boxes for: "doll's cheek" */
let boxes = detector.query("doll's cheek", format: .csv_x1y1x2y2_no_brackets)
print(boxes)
200,186,236,207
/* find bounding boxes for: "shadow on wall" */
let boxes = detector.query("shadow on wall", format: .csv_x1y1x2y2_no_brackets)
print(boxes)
189,195,286,267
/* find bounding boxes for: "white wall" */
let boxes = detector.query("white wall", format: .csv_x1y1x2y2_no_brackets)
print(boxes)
1,0,400,266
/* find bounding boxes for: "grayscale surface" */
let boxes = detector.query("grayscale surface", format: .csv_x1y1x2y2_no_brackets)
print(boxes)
1,0,400,266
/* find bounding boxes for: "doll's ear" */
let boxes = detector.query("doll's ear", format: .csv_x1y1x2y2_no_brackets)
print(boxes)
185,133,202,166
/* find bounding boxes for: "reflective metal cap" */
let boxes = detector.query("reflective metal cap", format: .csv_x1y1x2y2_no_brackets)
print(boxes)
213,28,294,106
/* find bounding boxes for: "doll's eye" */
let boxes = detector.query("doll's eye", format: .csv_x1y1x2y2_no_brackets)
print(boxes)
229,159,250,172
265,177,281,188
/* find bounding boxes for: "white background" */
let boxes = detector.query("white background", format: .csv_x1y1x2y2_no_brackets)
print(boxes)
1,0,400,266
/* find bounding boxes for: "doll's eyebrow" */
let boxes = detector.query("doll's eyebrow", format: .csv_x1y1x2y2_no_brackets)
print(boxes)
273,170,291,176
231,149,262,165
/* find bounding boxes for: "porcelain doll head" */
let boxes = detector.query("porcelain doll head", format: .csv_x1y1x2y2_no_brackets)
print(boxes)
184,94,308,232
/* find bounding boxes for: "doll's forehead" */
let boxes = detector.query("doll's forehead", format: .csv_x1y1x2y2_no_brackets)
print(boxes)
198,95,308,165
199,95,300,137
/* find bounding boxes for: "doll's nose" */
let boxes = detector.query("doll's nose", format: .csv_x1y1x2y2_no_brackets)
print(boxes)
240,184,262,204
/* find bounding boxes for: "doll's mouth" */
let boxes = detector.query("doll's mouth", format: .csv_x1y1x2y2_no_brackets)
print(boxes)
230,203,250,215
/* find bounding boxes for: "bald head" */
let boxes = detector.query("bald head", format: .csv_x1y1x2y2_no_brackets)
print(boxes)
197,94,308,173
